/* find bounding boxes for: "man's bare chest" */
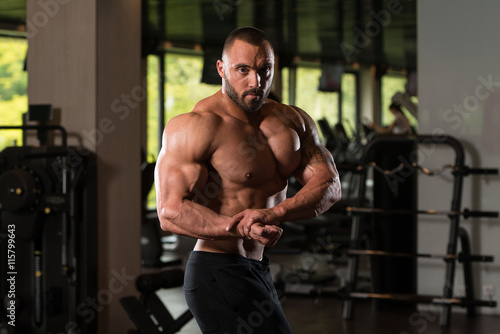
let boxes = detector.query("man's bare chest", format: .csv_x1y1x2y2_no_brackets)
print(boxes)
210,121,301,186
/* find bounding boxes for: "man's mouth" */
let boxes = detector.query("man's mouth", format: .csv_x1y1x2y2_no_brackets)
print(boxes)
244,90,263,99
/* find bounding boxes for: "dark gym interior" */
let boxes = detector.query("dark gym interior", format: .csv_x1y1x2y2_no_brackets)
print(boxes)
0,1,499,333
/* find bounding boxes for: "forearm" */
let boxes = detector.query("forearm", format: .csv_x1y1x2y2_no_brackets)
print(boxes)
158,200,237,240
373,123,393,134
371,123,384,133
273,175,341,223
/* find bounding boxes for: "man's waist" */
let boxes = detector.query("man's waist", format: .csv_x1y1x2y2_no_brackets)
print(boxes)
188,249,269,266
194,239,264,261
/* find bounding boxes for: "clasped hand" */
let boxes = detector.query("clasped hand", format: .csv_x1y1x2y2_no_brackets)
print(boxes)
225,208,282,247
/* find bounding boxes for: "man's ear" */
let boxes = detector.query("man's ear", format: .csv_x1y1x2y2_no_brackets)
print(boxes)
216,59,224,78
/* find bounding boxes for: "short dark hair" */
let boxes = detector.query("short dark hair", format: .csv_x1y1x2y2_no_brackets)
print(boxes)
389,103,403,113
222,27,274,59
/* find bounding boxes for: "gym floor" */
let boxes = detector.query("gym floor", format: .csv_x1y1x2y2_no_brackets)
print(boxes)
158,285,500,334
154,250,500,334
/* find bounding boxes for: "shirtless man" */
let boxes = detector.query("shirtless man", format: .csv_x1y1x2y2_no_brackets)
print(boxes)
155,27,341,334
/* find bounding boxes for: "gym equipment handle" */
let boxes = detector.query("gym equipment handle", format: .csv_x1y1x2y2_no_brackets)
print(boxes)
0,125,67,147
464,167,498,175
459,254,494,262
348,249,494,262
462,209,498,219
344,206,498,219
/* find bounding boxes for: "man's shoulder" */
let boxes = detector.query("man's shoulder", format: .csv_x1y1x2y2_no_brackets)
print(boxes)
168,98,223,133
162,113,217,161
168,109,221,129
263,100,308,132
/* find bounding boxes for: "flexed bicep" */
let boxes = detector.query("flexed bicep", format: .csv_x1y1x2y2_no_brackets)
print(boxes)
155,154,208,227
291,106,338,185
153,112,236,240
258,105,340,224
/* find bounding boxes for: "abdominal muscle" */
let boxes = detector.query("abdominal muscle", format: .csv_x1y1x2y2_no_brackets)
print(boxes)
193,182,287,261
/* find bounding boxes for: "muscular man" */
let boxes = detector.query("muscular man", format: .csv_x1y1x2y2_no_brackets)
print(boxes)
155,27,341,334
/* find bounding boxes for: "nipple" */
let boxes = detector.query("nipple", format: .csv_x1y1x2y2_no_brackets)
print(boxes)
245,173,252,179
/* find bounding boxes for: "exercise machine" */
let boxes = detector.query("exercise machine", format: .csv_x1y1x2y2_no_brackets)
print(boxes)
0,106,97,333
341,134,498,326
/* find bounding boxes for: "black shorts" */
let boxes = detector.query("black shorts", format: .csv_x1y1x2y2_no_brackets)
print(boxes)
184,251,292,334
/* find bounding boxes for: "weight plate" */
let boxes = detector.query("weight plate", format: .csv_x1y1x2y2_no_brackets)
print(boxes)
0,169,37,211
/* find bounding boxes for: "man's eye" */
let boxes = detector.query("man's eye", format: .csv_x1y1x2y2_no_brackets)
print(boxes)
260,67,271,76
238,68,248,74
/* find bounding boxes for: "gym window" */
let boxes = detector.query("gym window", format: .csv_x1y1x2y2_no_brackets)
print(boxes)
284,65,358,140
380,73,418,129
0,36,28,151
146,52,219,162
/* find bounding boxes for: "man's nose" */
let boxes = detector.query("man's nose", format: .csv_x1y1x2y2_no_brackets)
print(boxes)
248,71,261,88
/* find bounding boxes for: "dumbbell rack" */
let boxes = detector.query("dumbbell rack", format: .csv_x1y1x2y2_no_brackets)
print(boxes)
341,134,498,327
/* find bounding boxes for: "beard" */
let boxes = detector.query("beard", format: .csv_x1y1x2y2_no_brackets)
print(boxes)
224,77,270,113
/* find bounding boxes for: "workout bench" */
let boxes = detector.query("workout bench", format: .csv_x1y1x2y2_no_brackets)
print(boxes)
120,268,193,334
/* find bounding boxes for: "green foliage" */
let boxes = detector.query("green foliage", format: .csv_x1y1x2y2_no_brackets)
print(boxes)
146,53,219,160
164,54,220,120
295,67,357,139
296,66,339,128
0,37,28,151
341,73,357,137
0,38,27,101
147,55,160,161
0,94,26,148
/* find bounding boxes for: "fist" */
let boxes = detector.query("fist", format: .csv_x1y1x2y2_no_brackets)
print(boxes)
249,223,283,248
